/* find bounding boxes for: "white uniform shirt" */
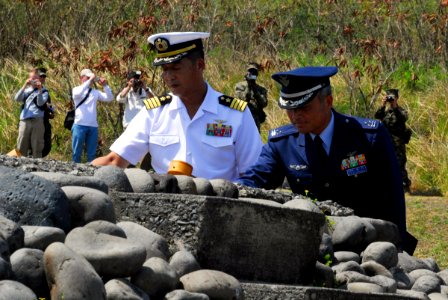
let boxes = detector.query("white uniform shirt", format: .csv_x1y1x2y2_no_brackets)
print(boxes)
116,88,147,128
110,83,263,180
72,80,114,127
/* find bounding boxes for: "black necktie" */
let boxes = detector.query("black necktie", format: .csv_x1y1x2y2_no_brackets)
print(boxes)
313,135,329,176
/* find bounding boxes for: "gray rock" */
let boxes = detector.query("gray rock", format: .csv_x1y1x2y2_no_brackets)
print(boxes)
0,257,12,280
428,293,448,300
132,257,178,299
209,179,238,198
0,216,23,253
169,250,201,277
180,269,243,300
124,168,155,193
410,269,443,283
361,260,393,278
361,241,398,269
22,225,66,250
0,239,9,261
423,258,441,273
398,251,431,273
174,175,198,195
362,218,401,246
370,274,397,293
192,178,214,196
10,248,46,295
331,216,377,252
165,289,210,300
347,282,385,293
31,171,109,194
151,173,180,193
391,266,415,290
396,289,430,300
412,275,442,294
441,285,448,296
84,220,127,238
0,280,37,300
332,261,365,275
62,186,116,228
439,270,448,285
118,221,170,260
94,165,133,192
105,278,149,300
44,242,106,300
0,167,71,231
65,227,146,278
314,261,334,288
334,271,371,286
334,251,360,264
318,233,334,265
283,198,322,214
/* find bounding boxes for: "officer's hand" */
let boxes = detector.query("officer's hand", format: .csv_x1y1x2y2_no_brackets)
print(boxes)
88,73,96,81
127,78,134,87
381,96,388,107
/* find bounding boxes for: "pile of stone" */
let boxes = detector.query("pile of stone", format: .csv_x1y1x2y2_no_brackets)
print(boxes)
1,155,447,300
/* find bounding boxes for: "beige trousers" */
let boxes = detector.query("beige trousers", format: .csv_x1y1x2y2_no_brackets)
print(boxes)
17,118,45,158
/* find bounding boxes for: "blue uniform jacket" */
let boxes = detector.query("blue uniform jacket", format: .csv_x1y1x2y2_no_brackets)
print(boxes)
237,110,407,238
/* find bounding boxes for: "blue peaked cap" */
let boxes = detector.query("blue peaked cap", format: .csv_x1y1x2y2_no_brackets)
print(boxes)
272,66,338,109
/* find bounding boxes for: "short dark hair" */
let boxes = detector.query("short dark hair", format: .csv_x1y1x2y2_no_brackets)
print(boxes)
185,49,204,63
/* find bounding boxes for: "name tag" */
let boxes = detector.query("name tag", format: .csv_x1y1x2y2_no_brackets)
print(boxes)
346,165,368,176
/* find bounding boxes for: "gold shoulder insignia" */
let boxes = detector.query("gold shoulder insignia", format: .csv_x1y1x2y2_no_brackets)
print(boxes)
144,95,172,110
218,95,247,112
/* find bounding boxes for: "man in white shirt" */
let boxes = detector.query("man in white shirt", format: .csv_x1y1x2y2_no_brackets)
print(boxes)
92,32,262,181
71,69,114,163
116,70,148,129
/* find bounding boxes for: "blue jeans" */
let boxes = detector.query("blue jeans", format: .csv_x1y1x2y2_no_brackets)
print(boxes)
72,124,98,163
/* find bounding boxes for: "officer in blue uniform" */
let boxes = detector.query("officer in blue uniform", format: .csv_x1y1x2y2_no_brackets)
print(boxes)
236,66,417,254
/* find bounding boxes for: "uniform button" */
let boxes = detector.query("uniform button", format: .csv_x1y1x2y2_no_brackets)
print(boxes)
345,119,349,123
296,179,300,183
324,183,330,188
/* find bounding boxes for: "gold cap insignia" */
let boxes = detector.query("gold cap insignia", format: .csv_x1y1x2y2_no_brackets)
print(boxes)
155,38,169,52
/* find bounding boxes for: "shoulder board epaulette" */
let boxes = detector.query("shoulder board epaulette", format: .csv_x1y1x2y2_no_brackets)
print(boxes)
268,124,298,140
218,95,247,112
144,95,172,110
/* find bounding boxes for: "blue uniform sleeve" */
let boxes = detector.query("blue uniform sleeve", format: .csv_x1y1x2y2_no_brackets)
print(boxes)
236,140,286,189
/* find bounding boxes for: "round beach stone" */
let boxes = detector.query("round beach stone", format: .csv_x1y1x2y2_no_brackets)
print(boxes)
361,241,398,269
423,258,441,273
62,186,116,227
361,260,393,278
361,218,401,246
412,275,442,294
118,221,170,260
192,178,214,196
390,266,415,289
124,168,155,193
169,250,201,277
174,175,198,195
334,251,360,264
396,289,430,300
347,282,385,293
44,242,106,300
151,173,180,193
84,220,127,238
0,215,24,253
94,165,133,192
398,251,431,273
0,280,36,300
0,257,12,280
369,275,398,293
334,271,371,286
331,216,377,252
22,225,66,250
283,198,322,214
131,257,178,299
31,171,109,194
180,269,243,300
165,289,210,300
105,278,149,300
0,166,71,232
10,248,46,295
209,179,238,198
428,293,448,300
332,261,365,275
410,269,443,283
439,270,448,285
65,227,146,277
0,239,9,261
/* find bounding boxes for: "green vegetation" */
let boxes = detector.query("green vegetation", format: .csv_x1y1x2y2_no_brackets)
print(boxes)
0,3,446,183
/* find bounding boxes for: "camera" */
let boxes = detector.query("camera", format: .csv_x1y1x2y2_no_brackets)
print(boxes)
386,95,395,102
30,79,38,85
132,78,142,87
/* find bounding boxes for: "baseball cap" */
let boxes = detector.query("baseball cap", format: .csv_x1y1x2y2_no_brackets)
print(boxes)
80,68,94,77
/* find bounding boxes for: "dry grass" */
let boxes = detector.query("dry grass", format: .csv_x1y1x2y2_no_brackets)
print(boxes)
406,195,448,269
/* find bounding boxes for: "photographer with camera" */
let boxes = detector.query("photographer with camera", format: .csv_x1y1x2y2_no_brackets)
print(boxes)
13,68,50,158
71,68,114,163
375,89,412,192
234,63,268,132
116,70,149,129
